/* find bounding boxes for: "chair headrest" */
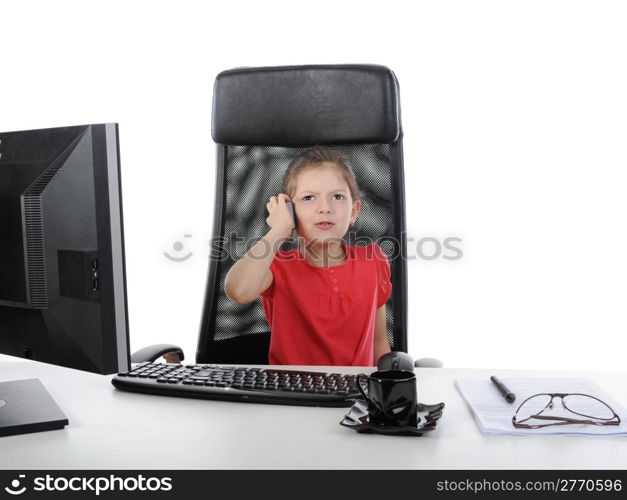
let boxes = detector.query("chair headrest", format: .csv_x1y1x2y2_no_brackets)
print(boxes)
212,64,401,146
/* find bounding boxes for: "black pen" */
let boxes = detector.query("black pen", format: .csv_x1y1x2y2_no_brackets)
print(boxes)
490,375,516,403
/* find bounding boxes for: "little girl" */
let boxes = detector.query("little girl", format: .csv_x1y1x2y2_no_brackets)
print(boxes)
224,147,392,366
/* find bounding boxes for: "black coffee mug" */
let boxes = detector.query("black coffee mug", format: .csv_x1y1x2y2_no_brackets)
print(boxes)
356,370,418,427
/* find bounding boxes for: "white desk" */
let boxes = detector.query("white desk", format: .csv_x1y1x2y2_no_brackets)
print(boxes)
1,354,626,469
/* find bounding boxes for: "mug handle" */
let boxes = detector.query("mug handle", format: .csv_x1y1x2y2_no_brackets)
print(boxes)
356,373,370,403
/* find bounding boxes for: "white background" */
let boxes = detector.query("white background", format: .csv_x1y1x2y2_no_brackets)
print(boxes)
1,0,626,371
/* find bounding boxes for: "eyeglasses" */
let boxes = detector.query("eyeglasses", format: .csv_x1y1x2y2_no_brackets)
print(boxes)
512,393,621,429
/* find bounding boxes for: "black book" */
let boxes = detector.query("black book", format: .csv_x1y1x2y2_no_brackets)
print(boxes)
0,378,69,437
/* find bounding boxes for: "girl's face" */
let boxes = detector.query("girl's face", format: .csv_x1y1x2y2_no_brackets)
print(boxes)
290,163,361,245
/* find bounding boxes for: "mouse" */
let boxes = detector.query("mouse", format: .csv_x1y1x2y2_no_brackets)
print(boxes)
377,351,415,372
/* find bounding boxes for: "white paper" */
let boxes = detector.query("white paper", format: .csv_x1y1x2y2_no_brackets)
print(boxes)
455,377,627,436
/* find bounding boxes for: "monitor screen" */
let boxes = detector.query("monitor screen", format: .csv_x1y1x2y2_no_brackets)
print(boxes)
0,124,129,374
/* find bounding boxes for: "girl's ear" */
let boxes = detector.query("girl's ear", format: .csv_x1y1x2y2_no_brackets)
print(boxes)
350,199,362,225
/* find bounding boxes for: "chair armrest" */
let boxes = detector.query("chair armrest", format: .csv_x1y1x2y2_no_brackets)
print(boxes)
414,358,443,368
130,344,185,364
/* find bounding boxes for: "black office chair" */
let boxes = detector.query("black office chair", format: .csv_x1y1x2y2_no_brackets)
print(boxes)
133,65,441,368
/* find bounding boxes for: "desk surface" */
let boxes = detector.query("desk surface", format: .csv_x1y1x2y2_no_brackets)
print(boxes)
1,355,626,469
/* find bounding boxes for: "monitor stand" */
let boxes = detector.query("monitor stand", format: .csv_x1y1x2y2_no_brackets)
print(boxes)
0,378,69,437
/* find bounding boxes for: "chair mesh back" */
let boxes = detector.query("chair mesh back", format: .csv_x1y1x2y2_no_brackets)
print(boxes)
205,143,401,363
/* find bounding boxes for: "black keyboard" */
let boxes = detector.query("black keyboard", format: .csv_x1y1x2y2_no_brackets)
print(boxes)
112,362,361,407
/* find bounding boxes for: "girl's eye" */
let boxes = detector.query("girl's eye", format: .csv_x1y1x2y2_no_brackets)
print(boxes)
301,194,345,201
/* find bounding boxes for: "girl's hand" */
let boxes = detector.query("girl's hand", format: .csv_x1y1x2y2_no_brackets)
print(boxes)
265,193,294,239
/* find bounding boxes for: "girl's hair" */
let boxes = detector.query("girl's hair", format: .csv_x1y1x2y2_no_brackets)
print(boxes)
282,147,363,201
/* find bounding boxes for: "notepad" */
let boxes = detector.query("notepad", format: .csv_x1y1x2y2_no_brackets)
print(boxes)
0,379,69,437
455,377,627,436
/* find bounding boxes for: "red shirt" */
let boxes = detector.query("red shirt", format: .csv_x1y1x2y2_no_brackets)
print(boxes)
260,242,392,366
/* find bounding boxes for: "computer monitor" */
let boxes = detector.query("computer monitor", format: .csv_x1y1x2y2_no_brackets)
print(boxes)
0,123,130,375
